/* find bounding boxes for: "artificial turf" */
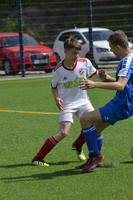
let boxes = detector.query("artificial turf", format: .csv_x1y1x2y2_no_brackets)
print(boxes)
0,74,133,200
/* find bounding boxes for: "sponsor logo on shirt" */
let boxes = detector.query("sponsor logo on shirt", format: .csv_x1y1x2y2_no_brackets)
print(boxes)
64,77,84,88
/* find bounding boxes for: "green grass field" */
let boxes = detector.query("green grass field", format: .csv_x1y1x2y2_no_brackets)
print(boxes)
0,74,133,200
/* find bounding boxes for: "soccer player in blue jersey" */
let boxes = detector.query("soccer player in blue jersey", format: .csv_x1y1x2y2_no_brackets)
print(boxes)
76,30,133,173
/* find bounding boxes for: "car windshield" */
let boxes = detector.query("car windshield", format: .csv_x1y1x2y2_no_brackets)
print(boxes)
83,30,113,41
2,35,39,47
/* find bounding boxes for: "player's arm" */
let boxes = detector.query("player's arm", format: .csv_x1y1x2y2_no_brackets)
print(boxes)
94,70,116,82
79,76,128,91
51,86,64,111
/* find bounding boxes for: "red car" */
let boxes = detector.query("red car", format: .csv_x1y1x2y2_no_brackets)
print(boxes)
0,33,57,75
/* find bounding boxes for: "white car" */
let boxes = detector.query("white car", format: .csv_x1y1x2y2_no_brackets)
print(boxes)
53,27,133,68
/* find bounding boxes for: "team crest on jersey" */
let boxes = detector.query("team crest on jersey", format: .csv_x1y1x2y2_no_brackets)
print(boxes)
79,68,84,75
63,76,68,80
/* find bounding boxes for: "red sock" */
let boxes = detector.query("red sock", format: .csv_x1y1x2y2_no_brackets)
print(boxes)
34,136,58,160
74,130,85,146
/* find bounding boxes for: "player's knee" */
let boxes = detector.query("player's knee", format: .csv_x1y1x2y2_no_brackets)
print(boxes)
60,130,68,138
80,114,87,123
80,114,90,126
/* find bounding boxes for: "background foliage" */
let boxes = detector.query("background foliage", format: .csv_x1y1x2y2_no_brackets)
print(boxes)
0,0,133,47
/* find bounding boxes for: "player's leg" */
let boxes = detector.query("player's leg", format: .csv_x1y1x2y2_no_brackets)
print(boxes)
32,121,71,166
72,104,104,162
72,130,86,161
73,102,94,145
72,102,94,161
72,127,104,160
78,109,110,172
32,108,74,166
75,122,109,171
77,100,128,172
95,123,105,153
83,108,104,153
72,126,104,151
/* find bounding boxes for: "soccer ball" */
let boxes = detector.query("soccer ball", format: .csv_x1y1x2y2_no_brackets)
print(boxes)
130,146,133,158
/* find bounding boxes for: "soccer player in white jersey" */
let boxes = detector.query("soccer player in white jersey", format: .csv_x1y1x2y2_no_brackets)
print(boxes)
75,30,133,173
32,36,104,166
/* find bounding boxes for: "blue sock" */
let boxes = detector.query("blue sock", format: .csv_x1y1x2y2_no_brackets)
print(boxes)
83,125,99,155
97,134,103,152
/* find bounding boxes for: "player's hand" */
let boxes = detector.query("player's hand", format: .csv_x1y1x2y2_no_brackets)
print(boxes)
79,79,96,89
98,70,107,82
56,97,64,111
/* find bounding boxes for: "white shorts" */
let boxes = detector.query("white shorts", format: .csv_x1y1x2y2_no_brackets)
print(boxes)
59,100,94,123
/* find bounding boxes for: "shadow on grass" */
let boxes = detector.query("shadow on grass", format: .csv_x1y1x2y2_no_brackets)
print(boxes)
0,160,83,182
120,161,133,164
1,168,83,182
103,160,133,168
2,160,132,182
0,161,79,168
0,163,31,168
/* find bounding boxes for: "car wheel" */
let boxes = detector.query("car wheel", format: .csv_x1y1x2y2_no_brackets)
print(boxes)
3,59,13,75
3,59,20,75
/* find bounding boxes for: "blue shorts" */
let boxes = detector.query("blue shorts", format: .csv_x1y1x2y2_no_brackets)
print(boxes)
99,102,130,125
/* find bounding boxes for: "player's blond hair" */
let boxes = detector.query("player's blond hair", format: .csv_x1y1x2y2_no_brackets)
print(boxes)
64,36,81,51
108,30,129,49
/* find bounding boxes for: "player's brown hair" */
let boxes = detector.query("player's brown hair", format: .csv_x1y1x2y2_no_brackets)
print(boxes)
64,36,81,51
108,30,129,49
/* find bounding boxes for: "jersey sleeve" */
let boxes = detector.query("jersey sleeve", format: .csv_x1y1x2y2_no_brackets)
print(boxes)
51,70,58,88
86,58,97,78
118,55,133,79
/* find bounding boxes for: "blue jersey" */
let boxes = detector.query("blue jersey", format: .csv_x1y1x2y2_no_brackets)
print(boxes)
100,53,133,125
113,53,133,117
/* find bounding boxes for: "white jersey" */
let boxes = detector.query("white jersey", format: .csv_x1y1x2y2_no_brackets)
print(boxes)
51,58,97,108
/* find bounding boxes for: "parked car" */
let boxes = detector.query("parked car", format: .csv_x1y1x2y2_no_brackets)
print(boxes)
53,27,133,68
0,33,57,75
